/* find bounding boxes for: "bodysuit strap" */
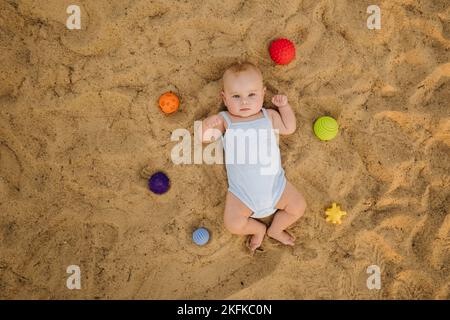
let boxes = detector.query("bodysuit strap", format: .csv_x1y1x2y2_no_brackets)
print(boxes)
219,111,232,126
261,107,269,119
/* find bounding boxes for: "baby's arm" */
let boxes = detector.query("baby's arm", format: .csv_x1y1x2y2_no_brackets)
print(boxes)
198,114,225,143
267,95,297,135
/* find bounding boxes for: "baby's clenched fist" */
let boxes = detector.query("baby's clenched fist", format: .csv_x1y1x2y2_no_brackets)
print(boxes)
204,115,222,129
272,95,289,108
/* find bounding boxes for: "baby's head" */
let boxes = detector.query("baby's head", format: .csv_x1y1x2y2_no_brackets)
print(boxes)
221,61,266,118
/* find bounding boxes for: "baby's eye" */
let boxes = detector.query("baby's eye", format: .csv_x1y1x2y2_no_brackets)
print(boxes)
232,95,240,98
248,93,256,97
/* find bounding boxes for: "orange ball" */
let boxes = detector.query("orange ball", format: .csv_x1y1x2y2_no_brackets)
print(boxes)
158,92,180,114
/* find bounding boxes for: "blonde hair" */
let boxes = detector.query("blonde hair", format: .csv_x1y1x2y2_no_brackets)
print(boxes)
223,61,262,78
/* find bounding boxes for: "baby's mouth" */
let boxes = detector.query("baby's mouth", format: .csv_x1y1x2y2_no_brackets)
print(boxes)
240,107,251,111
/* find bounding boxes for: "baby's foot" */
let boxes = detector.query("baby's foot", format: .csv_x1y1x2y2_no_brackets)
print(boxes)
267,229,295,246
246,232,265,252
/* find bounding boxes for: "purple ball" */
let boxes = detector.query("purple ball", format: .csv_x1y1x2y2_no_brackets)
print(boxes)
148,172,170,194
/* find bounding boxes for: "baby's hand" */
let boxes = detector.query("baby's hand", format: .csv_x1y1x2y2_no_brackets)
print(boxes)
203,115,222,129
201,115,224,142
272,95,289,108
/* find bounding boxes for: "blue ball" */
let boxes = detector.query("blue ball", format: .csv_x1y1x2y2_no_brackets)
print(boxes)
192,228,210,246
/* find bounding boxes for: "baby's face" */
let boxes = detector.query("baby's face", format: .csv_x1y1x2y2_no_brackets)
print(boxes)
221,69,266,118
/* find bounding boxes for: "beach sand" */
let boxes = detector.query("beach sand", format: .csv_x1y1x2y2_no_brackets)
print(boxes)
0,0,449,299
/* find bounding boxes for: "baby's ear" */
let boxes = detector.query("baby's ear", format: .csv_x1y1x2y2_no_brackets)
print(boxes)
220,91,227,104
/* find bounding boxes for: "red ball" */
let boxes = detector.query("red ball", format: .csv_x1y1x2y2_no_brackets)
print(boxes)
269,38,296,65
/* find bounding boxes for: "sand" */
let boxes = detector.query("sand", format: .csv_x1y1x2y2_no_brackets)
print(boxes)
0,0,449,299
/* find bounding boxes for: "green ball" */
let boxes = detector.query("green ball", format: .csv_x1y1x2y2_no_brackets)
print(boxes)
313,116,339,141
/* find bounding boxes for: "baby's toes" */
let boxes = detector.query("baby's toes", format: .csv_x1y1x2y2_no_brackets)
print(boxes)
286,232,296,245
286,236,295,246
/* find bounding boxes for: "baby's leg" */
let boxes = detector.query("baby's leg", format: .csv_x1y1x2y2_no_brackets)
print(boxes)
223,191,267,252
267,181,307,246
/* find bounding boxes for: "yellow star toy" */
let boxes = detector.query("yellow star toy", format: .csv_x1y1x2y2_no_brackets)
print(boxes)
325,202,347,224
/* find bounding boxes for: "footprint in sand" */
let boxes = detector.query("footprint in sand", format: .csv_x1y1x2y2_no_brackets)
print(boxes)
353,205,447,299
409,63,450,107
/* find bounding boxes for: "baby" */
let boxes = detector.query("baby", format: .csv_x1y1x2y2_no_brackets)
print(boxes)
200,62,307,252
